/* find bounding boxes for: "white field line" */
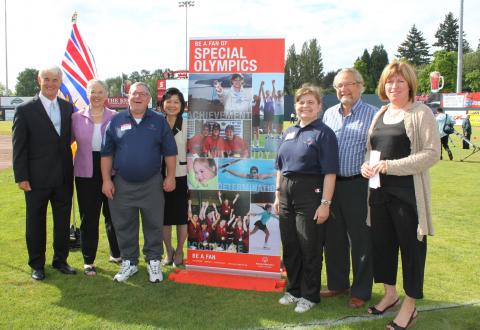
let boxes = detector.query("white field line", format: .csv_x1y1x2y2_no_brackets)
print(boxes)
247,301,480,330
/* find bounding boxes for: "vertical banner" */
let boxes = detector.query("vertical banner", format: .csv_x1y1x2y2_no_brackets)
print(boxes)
186,38,285,278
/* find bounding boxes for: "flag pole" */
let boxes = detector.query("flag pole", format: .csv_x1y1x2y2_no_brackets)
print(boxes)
70,10,79,249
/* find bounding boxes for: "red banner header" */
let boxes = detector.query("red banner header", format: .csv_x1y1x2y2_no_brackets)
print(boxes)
189,38,285,73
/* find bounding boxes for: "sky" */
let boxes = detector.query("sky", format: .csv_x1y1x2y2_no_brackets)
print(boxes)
0,0,479,91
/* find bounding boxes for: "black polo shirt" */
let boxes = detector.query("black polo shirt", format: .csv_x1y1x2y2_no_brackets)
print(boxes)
276,119,339,176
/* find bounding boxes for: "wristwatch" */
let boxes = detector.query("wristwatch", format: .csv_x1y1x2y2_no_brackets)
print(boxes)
321,199,332,206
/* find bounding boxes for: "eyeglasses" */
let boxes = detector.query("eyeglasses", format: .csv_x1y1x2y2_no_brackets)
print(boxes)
334,82,359,89
130,92,149,97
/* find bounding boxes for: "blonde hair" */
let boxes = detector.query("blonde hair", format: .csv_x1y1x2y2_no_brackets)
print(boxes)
377,60,418,102
294,83,322,104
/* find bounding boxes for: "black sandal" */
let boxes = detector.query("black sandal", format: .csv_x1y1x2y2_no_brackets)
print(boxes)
368,297,400,315
387,308,417,330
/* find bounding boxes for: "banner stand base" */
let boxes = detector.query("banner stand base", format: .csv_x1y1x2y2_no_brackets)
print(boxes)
168,269,286,292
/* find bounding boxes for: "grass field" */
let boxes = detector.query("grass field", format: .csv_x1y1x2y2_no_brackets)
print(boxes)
0,120,12,135
0,121,479,329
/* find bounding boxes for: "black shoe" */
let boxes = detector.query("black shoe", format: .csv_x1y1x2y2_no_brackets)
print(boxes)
32,268,45,281
53,263,77,275
448,150,453,160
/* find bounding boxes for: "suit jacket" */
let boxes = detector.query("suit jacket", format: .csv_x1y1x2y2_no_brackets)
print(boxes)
12,95,74,189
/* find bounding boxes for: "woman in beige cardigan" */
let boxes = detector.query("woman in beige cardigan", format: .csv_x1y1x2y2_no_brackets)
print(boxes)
361,60,440,330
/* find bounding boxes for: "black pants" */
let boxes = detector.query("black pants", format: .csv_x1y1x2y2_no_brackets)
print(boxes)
440,135,452,159
324,176,373,300
75,152,120,264
279,174,325,303
463,133,471,149
25,183,72,270
370,188,426,299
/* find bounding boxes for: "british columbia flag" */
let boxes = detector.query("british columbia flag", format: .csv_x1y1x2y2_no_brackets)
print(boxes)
59,13,97,112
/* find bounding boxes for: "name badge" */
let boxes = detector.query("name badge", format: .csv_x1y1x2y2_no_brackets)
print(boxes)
120,123,132,131
285,132,296,140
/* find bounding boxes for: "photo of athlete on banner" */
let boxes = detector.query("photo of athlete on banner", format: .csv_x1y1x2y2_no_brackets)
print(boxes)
202,122,225,157
248,192,280,256
187,157,218,190
251,73,284,159
218,158,275,192
187,120,251,158
187,121,211,157
188,73,252,119
187,190,250,253
223,122,250,158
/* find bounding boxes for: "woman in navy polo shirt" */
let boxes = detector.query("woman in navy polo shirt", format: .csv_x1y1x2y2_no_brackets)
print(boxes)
274,84,339,313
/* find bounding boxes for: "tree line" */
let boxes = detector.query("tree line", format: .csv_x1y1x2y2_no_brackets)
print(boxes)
285,12,479,95
3,12,479,97
2,69,172,104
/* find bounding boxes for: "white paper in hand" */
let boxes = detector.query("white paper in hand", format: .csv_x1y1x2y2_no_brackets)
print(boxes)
369,150,381,189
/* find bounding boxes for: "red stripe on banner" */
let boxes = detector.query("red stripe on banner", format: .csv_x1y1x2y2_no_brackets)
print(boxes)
72,23,95,74
187,250,281,273
66,40,94,82
62,60,87,87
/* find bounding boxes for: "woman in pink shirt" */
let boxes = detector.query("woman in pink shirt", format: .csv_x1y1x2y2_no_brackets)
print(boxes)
72,79,120,276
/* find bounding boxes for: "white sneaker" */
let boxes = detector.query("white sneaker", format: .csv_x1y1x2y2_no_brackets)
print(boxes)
294,298,316,313
278,292,300,305
147,260,163,283
113,260,138,282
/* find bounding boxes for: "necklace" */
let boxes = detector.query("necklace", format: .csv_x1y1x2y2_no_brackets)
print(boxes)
90,109,104,117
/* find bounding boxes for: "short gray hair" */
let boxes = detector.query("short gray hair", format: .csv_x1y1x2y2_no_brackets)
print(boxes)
129,82,150,95
333,68,365,93
38,66,63,80
86,79,108,94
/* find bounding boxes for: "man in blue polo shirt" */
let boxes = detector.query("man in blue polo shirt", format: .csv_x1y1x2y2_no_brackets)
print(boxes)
321,68,377,308
101,82,177,283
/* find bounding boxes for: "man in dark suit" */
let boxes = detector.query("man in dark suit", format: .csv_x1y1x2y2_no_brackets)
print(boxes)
12,66,76,280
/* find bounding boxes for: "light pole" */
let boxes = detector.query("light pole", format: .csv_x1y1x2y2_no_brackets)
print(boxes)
4,0,8,95
178,1,194,72
456,0,464,93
